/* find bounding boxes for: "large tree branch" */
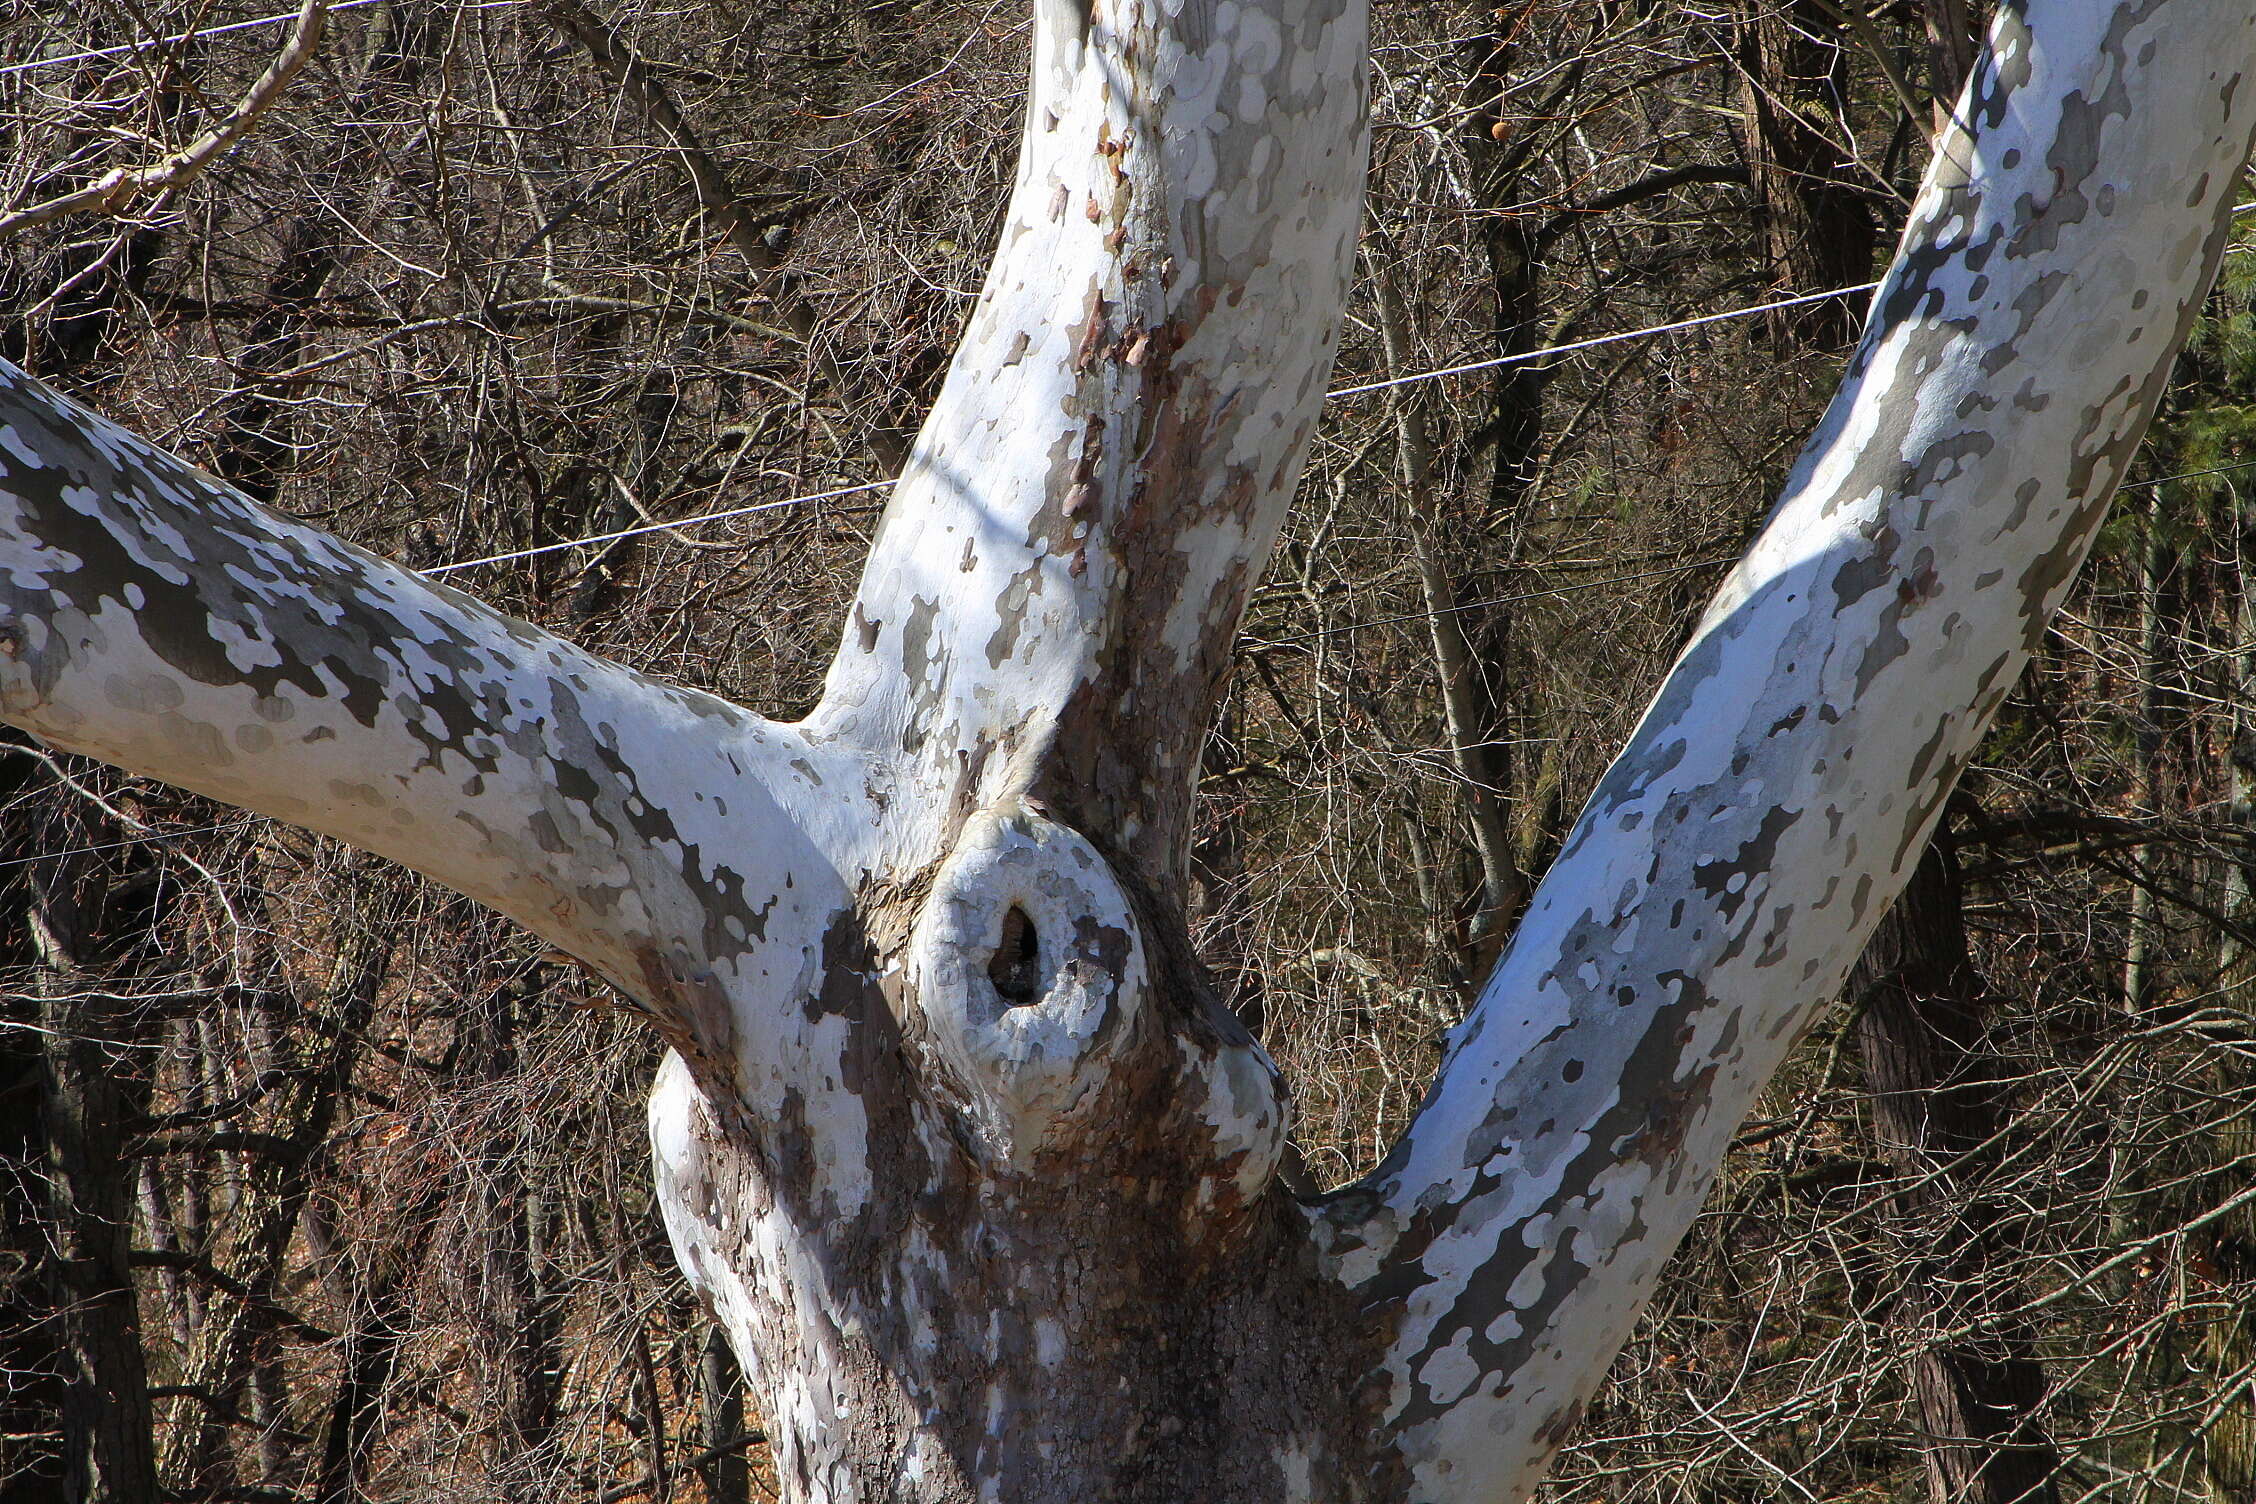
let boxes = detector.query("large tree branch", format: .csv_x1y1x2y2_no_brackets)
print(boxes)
808,0,1369,885
0,366,872,1087
1321,4,2256,1498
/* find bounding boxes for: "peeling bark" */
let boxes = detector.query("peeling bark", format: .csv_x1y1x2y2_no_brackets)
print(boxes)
0,2,2252,1501
1314,7,2256,1499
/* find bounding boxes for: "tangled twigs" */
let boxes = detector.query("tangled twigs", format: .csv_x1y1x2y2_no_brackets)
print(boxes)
0,0,330,237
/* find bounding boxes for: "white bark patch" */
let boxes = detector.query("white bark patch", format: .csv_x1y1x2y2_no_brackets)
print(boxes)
1317,4,2256,1500
906,805,1145,1165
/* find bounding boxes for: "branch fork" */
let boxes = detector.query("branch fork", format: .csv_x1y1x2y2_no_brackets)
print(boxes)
2,1,2253,1500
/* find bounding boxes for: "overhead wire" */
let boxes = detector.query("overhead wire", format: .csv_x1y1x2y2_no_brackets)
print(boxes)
0,0,527,78
0,8,2249,861
423,258,2256,576
423,278,1891,575
0,816,265,870
9,6,2246,578
1325,280,1880,399
423,480,893,575
1252,465,2256,648
1252,558,1739,649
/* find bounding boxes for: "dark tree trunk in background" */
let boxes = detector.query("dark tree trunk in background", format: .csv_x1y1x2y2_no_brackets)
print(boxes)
699,1325,754,1504
2202,495,2256,1504
28,826,159,1504
156,879,394,1493
1850,831,2061,1504
463,970,567,1495
1924,0,1981,133
313,1168,449,1504
1733,0,1875,348
0,734,67,1499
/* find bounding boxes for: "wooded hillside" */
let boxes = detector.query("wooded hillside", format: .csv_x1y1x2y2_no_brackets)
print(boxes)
3,2,2253,1500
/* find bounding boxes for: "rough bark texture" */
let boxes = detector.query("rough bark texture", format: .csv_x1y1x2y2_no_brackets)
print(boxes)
1312,7,2256,1499
0,2,2253,1502
28,839,159,1504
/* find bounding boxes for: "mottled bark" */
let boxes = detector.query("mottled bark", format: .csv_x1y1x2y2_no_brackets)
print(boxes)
0,3,2252,1503
665,8,1375,1484
1747,45,2062,1488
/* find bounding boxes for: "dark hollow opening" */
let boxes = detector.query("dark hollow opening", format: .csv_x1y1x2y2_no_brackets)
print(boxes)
989,905,1043,1005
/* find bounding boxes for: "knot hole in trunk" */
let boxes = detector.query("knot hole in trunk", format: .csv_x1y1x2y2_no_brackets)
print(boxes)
990,905,1042,1004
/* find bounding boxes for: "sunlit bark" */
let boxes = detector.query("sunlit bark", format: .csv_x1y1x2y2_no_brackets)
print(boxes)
1,1,2252,1501
1315,7,2256,1497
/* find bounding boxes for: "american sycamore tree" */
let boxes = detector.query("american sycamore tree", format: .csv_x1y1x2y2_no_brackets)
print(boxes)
3,0,2254,1499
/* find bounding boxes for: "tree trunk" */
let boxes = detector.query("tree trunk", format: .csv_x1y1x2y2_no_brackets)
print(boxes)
2203,484,2256,1504
153,878,393,1491
698,1325,754,1504
0,736,68,1498
1,3,2253,1502
1741,32,2066,1487
1850,830,2060,1504
312,1164,450,1504
1733,0,1875,348
1369,246,1527,967
28,826,159,1504
2121,477,2185,1015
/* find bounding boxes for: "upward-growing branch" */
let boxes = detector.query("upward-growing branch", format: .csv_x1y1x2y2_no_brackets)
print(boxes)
5,0,2254,1499
1325,5,2256,1498
811,0,1368,884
